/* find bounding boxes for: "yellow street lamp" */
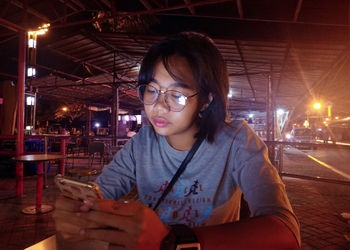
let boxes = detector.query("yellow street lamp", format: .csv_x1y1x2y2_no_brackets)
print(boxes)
312,102,322,110
27,23,50,77
62,107,68,112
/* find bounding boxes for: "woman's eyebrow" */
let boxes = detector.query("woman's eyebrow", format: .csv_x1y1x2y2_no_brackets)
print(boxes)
151,78,190,89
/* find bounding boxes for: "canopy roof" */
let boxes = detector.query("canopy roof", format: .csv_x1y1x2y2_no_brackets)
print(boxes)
1,0,350,118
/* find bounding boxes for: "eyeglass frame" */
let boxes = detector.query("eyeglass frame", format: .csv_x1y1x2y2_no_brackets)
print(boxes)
137,84,199,112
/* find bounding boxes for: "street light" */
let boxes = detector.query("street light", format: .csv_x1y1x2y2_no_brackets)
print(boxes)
277,109,285,116
27,23,50,77
312,102,322,110
62,107,68,112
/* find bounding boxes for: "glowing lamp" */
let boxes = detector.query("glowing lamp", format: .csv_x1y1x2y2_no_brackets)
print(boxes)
312,102,322,110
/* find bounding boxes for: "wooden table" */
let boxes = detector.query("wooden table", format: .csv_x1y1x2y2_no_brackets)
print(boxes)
25,235,56,250
25,234,109,250
12,154,66,214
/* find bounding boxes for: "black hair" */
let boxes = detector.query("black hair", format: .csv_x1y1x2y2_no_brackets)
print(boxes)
138,32,229,143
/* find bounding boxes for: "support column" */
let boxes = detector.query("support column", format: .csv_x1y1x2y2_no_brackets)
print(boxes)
87,107,91,135
112,86,119,146
16,31,26,197
266,73,275,165
111,50,119,146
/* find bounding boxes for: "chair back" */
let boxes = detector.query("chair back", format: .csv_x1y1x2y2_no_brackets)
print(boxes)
88,142,105,169
88,141,105,156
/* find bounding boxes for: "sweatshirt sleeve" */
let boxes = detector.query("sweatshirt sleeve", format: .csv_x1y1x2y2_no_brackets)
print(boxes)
231,121,301,247
95,136,138,200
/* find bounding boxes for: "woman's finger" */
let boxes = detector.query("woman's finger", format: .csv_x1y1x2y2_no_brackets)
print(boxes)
81,228,128,247
55,195,83,212
78,210,131,231
91,199,145,216
55,220,82,236
54,210,103,229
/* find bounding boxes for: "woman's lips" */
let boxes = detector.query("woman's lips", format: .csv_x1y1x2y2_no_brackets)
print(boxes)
153,117,169,128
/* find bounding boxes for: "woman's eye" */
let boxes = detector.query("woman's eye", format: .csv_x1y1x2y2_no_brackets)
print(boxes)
171,92,183,99
146,87,157,94
171,93,186,105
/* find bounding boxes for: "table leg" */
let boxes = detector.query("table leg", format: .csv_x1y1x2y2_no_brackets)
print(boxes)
44,137,48,188
36,161,43,212
21,161,53,215
16,162,23,197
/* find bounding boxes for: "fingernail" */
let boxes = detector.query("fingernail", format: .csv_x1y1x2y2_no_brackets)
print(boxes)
83,199,94,207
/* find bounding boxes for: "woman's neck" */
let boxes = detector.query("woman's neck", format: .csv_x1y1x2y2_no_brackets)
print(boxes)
166,134,197,151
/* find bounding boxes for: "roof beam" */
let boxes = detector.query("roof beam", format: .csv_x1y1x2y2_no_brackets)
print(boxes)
37,80,136,89
293,0,303,22
91,0,105,11
184,0,196,15
150,0,163,8
45,41,136,82
234,40,256,101
35,64,99,84
1,0,11,18
82,31,135,61
9,0,50,22
51,0,231,29
69,0,86,10
0,17,25,32
0,71,17,79
100,0,112,9
139,0,153,10
236,0,243,18
275,43,291,94
58,0,79,12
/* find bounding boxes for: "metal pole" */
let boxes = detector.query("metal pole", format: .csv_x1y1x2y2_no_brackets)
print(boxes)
33,92,37,129
88,107,91,135
112,51,119,146
16,31,26,197
266,74,275,164
60,137,66,175
44,136,48,188
115,87,119,145
266,75,272,141
112,88,116,146
279,144,284,173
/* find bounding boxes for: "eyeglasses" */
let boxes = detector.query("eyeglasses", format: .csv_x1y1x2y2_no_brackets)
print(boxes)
137,84,198,112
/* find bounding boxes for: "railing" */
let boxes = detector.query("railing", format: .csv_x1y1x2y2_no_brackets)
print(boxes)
0,134,131,156
265,140,350,185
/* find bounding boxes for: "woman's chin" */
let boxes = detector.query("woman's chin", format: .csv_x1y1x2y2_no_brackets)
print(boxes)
152,126,170,136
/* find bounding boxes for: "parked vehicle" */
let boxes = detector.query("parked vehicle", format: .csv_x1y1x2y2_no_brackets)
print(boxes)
289,128,315,149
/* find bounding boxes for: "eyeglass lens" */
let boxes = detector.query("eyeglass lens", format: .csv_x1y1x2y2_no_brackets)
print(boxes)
138,85,187,111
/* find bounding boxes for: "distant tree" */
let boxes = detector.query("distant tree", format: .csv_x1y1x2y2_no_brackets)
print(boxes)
54,103,87,126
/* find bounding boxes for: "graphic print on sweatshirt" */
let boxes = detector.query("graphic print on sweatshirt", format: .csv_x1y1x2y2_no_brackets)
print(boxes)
144,179,213,227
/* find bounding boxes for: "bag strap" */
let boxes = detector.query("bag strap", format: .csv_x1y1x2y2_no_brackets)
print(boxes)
153,137,203,211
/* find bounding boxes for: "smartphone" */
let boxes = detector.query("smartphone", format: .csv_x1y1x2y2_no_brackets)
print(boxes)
55,174,103,201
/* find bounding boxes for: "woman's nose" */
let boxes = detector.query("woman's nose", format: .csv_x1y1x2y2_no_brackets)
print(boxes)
153,92,169,111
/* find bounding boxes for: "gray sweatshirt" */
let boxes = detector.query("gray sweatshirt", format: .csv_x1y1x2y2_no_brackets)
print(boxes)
96,120,300,245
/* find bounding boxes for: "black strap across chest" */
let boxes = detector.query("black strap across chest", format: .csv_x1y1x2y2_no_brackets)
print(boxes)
153,137,204,211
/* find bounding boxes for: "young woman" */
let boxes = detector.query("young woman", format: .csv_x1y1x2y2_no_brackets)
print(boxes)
54,32,300,249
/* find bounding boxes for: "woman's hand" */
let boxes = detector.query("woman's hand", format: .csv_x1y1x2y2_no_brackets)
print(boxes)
78,199,170,250
53,195,102,241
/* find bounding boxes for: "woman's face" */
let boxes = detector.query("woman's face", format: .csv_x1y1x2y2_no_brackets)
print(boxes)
144,56,200,144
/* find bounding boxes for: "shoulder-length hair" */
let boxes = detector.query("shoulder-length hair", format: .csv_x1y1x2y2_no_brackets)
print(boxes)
138,32,229,143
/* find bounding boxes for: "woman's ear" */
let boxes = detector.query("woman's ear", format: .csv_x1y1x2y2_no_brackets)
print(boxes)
200,93,213,112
